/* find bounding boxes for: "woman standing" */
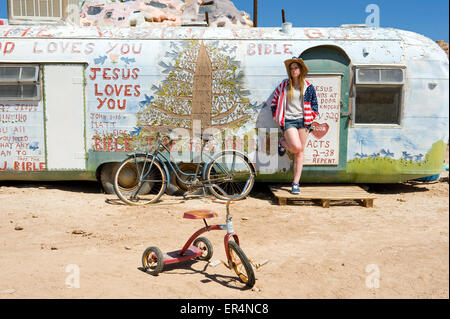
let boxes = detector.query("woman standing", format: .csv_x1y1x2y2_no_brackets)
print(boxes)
271,57,319,194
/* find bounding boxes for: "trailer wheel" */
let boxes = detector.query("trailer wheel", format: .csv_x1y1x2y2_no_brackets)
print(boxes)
100,163,119,194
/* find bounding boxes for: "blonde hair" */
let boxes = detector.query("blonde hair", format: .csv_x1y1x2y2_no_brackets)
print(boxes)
287,62,305,102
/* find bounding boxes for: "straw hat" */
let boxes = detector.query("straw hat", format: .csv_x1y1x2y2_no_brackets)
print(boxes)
284,57,309,78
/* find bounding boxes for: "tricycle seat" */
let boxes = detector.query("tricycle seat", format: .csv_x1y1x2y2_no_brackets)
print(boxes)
183,209,218,220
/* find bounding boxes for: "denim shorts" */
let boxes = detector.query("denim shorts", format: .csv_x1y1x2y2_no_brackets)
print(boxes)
281,118,311,132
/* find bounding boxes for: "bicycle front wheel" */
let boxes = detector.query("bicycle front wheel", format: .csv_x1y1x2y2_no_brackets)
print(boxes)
205,151,255,200
113,155,167,205
228,241,255,288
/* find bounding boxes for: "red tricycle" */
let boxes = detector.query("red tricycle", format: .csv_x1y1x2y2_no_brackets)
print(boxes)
141,190,257,288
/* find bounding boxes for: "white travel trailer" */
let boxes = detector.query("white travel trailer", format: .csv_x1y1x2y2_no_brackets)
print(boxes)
0,24,448,192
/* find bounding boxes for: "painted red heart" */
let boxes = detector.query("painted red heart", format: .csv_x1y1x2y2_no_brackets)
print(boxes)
311,122,329,139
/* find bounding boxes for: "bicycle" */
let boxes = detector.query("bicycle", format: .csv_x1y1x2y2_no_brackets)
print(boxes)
142,187,259,288
113,128,256,205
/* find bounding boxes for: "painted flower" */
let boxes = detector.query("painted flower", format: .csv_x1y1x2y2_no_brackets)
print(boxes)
109,53,120,63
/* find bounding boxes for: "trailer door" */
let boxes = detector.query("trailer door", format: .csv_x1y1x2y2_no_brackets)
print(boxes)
43,64,86,170
300,46,351,170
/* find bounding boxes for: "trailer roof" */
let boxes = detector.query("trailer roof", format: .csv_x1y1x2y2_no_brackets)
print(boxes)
2,25,447,66
0,25,407,41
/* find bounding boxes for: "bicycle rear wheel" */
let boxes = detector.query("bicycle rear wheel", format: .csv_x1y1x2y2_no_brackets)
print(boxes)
205,151,255,200
113,155,167,205
228,241,255,288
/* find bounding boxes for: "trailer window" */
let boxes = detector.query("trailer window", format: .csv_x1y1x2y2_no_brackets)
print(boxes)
354,68,404,125
356,68,404,84
0,65,40,101
8,0,65,23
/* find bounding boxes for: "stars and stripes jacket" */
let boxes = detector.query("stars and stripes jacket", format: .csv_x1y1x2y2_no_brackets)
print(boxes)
270,79,319,127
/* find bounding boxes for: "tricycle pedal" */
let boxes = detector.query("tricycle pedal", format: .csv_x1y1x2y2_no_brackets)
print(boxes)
221,260,232,269
249,259,269,270
208,260,221,267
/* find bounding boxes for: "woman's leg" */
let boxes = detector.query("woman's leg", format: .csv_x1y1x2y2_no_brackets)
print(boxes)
281,127,302,155
292,128,308,184
282,128,303,184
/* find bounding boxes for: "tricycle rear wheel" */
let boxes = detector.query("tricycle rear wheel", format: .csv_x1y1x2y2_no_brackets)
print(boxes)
142,246,164,276
193,237,213,261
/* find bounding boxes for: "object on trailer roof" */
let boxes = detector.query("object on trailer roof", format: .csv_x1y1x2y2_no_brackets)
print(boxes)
79,0,253,28
182,0,253,27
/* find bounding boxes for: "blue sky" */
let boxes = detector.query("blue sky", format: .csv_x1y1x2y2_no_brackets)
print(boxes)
234,0,449,42
0,0,448,42
0,0,6,20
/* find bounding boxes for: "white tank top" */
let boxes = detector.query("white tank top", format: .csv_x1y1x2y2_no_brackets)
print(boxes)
284,87,303,120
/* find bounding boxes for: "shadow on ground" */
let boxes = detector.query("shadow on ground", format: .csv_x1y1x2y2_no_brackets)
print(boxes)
0,180,103,194
367,182,432,194
1,180,440,198
137,259,253,291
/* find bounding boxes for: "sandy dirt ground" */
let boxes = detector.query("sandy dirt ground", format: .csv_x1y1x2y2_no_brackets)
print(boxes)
0,169,448,299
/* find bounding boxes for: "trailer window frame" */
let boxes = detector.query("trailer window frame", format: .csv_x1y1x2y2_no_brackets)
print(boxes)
0,64,41,101
351,65,406,128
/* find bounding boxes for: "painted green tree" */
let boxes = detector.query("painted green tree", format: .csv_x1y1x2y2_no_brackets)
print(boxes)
137,40,253,135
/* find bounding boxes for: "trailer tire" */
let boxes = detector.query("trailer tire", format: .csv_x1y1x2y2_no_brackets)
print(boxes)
100,163,119,194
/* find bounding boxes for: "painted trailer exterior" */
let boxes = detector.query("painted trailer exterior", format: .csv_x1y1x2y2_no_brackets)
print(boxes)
0,25,448,190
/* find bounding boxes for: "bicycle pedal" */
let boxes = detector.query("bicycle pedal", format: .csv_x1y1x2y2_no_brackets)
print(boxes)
183,189,203,197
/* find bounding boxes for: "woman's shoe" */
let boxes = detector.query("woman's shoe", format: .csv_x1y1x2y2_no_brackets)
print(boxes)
291,183,300,195
278,138,286,156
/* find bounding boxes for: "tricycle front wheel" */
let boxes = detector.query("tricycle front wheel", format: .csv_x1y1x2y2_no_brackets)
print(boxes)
227,241,255,288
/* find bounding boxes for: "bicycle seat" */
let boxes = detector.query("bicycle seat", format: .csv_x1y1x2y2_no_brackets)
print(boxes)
183,209,218,219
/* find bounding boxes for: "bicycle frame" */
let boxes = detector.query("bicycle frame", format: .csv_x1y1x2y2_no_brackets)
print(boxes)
136,135,240,190
155,141,214,186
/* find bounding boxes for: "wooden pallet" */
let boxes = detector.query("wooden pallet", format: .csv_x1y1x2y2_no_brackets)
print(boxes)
269,185,376,208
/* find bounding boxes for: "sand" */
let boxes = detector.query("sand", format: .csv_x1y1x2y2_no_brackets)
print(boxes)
0,173,448,299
